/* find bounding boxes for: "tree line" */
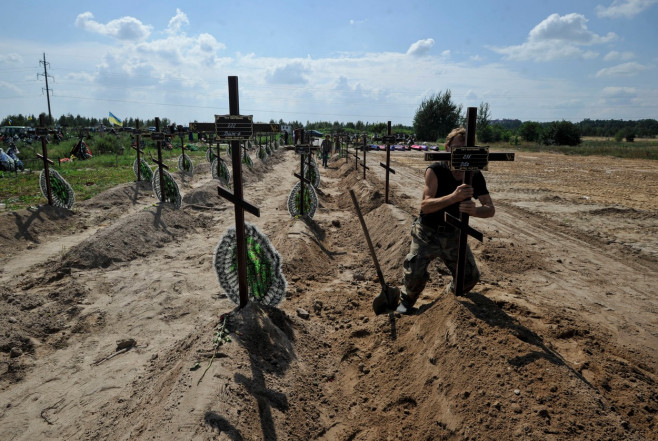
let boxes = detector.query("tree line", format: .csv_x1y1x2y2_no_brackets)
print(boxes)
3,97,657,147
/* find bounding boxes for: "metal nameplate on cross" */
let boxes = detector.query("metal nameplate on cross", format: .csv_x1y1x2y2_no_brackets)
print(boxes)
215,114,253,141
423,107,515,295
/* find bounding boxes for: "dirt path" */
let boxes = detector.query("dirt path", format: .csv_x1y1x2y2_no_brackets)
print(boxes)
1,146,656,440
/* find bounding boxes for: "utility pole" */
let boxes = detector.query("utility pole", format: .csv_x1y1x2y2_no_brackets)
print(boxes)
38,53,54,125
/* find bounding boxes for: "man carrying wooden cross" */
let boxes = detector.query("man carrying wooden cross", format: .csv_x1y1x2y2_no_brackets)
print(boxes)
393,127,495,314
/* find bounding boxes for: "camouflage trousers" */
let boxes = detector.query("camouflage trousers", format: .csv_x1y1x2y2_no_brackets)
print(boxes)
401,219,480,306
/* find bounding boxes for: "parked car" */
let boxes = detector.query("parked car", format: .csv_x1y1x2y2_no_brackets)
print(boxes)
306,130,323,138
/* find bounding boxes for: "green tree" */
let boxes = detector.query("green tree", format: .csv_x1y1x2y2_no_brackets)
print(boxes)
518,121,542,143
476,102,492,142
413,89,462,141
541,121,581,146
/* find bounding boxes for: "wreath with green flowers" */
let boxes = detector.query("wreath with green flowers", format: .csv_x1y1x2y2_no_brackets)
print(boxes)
152,168,182,208
39,169,75,209
304,158,320,188
287,181,318,219
206,147,217,163
258,146,267,162
242,152,253,168
133,158,153,182
214,223,287,306
178,153,194,175
211,157,231,189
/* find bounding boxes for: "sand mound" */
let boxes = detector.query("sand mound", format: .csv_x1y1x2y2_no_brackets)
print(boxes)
0,205,78,250
59,203,210,270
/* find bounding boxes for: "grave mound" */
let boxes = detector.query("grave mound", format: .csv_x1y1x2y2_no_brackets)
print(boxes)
58,204,209,270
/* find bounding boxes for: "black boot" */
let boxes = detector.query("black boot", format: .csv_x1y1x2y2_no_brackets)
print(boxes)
395,293,417,315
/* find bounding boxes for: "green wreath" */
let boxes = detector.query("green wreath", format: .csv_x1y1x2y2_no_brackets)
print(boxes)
242,152,253,168
152,168,182,208
206,148,218,163
214,223,287,306
286,181,318,218
178,153,194,174
133,158,153,182
211,157,231,189
39,169,75,209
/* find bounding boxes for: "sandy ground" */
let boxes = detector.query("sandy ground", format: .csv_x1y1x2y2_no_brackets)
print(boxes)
0,145,656,440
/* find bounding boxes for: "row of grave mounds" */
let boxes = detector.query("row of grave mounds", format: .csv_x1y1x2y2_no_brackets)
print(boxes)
52,144,289,271
235,151,638,439
285,157,636,439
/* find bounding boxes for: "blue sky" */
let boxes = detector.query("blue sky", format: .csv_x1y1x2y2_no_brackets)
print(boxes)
1,0,656,126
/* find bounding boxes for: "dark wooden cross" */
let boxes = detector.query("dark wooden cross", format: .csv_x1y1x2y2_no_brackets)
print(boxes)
379,121,397,204
189,121,224,176
131,119,146,181
175,124,190,169
35,115,55,205
293,144,319,216
216,76,260,309
353,134,370,177
253,123,281,157
149,117,169,202
424,107,515,296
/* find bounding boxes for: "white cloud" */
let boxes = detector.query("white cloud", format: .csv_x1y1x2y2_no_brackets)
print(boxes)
603,50,635,61
0,53,22,64
406,38,435,57
0,80,22,94
490,13,617,61
167,9,190,35
599,86,638,106
595,61,648,77
266,62,309,85
75,11,152,41
596,0,658,18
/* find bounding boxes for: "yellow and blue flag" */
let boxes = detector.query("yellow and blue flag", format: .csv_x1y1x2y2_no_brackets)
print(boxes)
108,112,122,126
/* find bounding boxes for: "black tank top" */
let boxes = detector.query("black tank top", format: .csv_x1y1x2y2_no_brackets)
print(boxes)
419,162,489,228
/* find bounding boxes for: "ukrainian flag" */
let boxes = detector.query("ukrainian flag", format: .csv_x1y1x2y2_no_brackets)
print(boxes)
108,112,122,127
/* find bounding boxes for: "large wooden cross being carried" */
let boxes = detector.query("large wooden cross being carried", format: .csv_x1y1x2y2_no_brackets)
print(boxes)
423,107,515,296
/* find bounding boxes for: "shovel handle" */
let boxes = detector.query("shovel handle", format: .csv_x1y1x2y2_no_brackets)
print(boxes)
349,190,387,290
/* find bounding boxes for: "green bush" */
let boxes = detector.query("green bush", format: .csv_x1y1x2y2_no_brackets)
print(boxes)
540,121,581,146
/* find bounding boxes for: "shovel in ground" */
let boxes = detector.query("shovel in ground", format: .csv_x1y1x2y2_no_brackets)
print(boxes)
349,190,400,315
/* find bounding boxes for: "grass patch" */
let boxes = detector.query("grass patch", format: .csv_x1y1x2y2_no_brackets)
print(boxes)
500,138,658,160
1,134,214,211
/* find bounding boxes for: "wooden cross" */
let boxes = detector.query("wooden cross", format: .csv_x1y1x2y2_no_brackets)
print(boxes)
35,115,55,206
175,124,188,163
131,119,146,181
380,121,397,204
189,121,224,176
216,76,260,309
424,107,515,296
149,117,169,202
293,144,319,216
353,134,370,177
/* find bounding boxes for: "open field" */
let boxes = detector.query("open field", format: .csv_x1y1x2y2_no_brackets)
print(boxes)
0,145,656,440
